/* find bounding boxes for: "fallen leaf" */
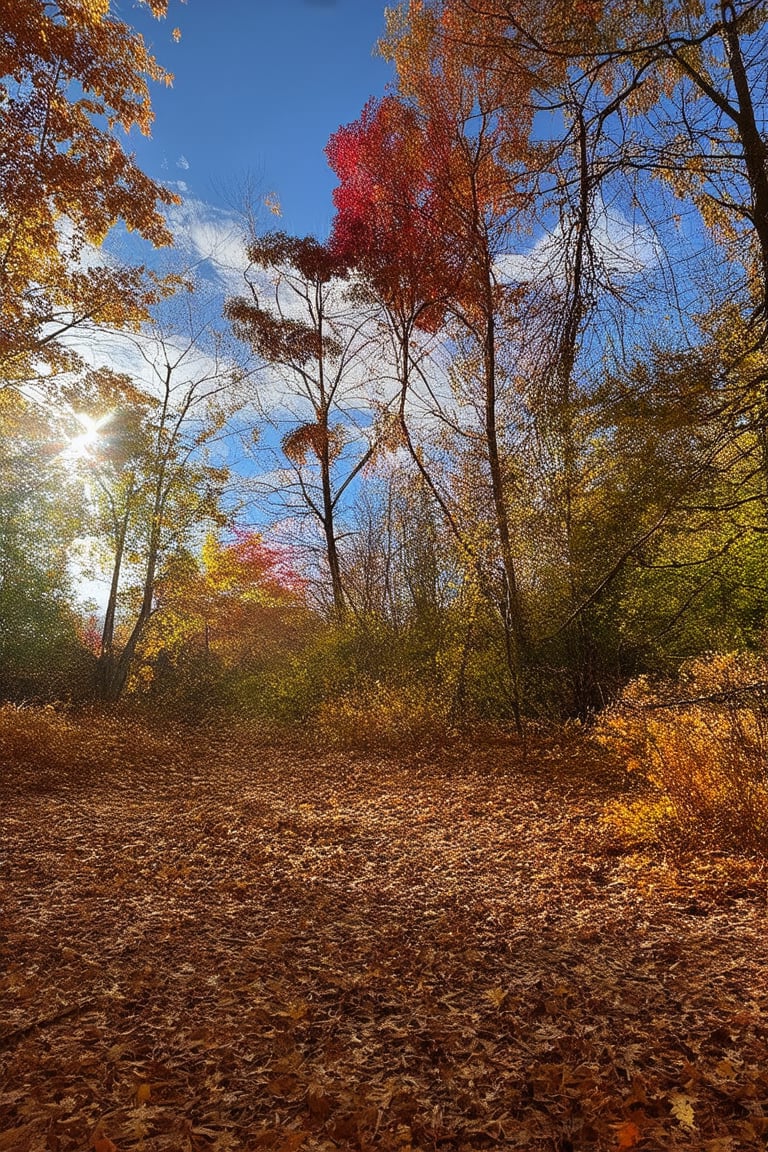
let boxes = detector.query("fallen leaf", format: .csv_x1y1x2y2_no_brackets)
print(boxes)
616,1119,641,1149
669,1091,696,1130
0,1128,32,1151
93,1138,119,1152
135,1082,151,1105
307,1084,333,1120
277,1133,306,1152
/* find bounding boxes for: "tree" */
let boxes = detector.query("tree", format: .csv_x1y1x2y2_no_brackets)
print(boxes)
0,389,92,698
76,290,248,702
325,97,469,571
133,528,310,708
423,0,768,472
226,232,378,617
0,0,181,379
366,0,768,712
327,23,543,724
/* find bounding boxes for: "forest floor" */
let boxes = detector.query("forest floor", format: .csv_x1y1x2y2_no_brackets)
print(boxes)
1,725,767,1152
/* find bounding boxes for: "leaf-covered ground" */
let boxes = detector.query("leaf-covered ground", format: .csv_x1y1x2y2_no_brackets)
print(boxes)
1,730,766,1151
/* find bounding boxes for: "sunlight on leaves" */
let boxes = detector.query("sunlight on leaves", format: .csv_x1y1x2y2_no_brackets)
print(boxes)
669,1092,696,1130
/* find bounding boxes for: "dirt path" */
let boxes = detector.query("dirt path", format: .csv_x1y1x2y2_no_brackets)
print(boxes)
1,736,766,1151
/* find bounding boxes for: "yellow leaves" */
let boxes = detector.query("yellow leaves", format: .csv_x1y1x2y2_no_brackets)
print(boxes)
484,986,508,1008
79,0,111,23
264,192,282,217
669,1091,696,1130
595,655,768,854
315,679,446,750
135,1081,151,1104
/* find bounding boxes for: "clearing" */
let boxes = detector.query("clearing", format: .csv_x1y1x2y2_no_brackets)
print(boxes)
1,731,766,1151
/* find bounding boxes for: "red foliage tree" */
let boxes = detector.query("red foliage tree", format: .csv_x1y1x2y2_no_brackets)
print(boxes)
326,5,540,729
326,96,463,334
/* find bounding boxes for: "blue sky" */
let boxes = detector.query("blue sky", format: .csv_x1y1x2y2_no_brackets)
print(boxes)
123,0,394,240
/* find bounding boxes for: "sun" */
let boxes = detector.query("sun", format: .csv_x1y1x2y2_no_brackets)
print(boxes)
61,411,112,465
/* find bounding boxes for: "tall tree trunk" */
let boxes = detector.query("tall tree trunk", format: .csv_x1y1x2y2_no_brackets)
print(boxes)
95,493,132,701
720,0,768,317
555,104,600,716
320,434,345,617
99,530,160,702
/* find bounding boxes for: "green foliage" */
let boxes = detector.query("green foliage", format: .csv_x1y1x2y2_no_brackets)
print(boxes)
233,624,360,726
0,393,93,700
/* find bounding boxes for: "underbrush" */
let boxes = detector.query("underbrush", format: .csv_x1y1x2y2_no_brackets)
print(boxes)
314,677,452,750
596,653,768,854
0,703,192,791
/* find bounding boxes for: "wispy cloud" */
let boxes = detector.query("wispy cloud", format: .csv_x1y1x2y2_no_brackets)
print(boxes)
496,202,658,289
165,197,250,292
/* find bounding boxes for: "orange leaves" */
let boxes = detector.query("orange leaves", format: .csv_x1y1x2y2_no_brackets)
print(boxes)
282,421,345,467
595,655,768,854
201,529,305,604
253,1129,306,1152
0,0,179,372
615,1119,642,1148
92,1124,120,1152
2,717,767,1152
306,1083,333,1121
93,1139,119,1152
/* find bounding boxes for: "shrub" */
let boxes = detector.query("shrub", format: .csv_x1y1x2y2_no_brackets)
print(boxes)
314,677,450,751
596,654,768,854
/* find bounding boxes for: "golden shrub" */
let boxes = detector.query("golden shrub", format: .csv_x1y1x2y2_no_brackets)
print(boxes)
315,679,449,751
596,654,768,853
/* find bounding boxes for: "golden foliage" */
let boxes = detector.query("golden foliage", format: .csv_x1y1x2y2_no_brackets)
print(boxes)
597,654,768,853
0,1,180,370
0,703,181,787
315,678,448,750
281,422,345,465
